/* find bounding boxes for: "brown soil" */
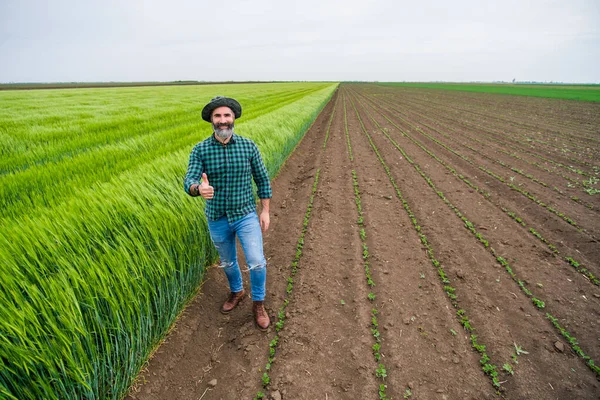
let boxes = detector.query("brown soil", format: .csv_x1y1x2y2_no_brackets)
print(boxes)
126,84,600,400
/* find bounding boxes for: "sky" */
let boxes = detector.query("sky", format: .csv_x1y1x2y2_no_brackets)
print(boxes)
1,0,599,83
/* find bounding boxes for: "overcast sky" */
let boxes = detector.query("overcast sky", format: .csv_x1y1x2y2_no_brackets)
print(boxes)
1,0,599,83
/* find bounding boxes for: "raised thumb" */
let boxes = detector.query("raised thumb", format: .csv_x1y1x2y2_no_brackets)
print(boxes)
201,173,209,186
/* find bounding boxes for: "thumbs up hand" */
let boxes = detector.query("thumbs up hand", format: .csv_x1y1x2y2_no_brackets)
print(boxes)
199,173,214,200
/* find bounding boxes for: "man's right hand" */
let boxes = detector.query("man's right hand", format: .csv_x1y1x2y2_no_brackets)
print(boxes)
199,173,214,199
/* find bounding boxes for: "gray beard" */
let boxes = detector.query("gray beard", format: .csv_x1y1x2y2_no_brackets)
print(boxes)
213,123,234,141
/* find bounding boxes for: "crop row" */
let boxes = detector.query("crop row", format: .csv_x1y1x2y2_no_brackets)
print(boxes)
500,208,598,286
355,92,598,288
343,96,390,398
374,89,599,225
391,90,600,198
417,113,587,189
349,91,600,379
321,91,339,149
254,168,321,399
348,93,504,390
368,95,586,231
394,91,600,173
255,87,340,398
398,111,580,203
372,87,599,179
392,88,600,160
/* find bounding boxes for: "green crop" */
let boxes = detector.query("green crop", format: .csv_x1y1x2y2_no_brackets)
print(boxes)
378,82,600,102
0,82,338,399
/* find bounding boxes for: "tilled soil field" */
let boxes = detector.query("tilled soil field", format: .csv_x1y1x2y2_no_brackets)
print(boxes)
127,84,600,400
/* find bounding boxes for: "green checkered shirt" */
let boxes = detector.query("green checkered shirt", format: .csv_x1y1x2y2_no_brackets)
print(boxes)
184,133,272,222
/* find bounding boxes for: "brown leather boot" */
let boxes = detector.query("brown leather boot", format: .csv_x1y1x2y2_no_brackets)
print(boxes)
221,290,245,314
253,301,270,331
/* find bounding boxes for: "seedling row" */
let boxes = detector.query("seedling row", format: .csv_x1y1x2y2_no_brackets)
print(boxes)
358,92,599,287
341,84,600,397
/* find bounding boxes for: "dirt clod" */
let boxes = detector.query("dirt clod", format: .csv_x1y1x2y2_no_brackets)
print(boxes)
270,390,282,400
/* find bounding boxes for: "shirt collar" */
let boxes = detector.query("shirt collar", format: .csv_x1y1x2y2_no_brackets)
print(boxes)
211,132,237,145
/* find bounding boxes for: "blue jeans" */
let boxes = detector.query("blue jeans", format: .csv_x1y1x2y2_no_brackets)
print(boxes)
207,211,267,301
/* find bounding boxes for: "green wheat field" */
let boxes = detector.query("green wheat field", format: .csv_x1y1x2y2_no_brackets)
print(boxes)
0,82,337,400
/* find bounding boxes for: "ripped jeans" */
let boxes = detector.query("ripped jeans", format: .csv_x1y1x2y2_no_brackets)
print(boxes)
207,211,267,301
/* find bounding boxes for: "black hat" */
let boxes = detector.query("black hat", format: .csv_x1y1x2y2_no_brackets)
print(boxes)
201,96,242,122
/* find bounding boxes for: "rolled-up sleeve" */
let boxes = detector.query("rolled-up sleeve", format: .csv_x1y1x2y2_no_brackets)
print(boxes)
251,144,272,199
184,145,203,196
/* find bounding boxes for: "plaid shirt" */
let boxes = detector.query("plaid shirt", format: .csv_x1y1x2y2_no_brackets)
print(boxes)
184,133,272,222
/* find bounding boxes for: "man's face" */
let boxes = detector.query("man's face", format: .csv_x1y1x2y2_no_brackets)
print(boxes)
211,106,235,140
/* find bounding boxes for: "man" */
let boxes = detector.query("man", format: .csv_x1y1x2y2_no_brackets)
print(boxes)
184,96,272,331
